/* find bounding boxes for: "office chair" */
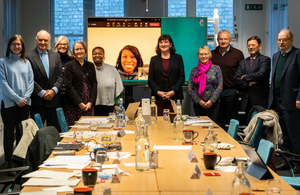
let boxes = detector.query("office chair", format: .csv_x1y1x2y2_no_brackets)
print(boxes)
34,113,44,129
257,139,274,165
56,107,69,132
275,150,300,190
227,119,239,140
0,166,29,193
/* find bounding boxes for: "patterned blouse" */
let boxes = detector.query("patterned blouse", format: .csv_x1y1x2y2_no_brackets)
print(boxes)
188,64,223,104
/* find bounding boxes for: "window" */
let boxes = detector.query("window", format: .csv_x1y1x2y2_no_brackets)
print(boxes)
196,0,233,34
168,0,186,17
54,0,84,45
95,0,124,17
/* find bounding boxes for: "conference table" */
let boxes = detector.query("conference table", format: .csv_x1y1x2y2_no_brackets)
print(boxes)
21,116,296,195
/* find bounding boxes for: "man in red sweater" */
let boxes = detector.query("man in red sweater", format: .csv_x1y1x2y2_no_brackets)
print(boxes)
211,29,244,129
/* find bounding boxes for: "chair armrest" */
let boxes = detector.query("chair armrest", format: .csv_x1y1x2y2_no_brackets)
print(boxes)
0,166,29,174
275,149,296,177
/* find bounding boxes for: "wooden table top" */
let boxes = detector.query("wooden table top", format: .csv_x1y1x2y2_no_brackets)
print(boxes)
21,116,296,194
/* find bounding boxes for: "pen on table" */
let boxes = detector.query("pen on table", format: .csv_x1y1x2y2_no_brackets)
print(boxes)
45,164,67,166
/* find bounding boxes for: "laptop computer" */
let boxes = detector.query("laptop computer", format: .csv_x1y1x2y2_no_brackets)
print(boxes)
241,144,273,180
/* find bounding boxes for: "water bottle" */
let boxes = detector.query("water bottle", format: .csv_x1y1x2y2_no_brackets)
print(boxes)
135,124,150,171
150,96,157,124
231,161,252,195
173,100,183,140
116,98,125,127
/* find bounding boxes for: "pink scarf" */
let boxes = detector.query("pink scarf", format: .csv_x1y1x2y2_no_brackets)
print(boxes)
192,60,212,100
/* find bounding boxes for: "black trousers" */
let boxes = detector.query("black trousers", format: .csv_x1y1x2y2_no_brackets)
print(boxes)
193,101,220,123
271,95,300,162
94,105,114,116
30,106,59,130
218,88,239,129
1,102,30,161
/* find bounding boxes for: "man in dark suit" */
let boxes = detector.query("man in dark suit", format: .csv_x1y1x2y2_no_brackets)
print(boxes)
211,29,244,129
268,29,300,172
26,30,63,130
233,36,271,116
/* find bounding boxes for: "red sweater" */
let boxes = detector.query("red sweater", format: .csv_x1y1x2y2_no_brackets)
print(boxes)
211,46,244,89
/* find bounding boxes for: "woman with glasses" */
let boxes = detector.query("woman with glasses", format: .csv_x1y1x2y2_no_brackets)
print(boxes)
0,35,34,170
64,41,97,126
187,46,223,122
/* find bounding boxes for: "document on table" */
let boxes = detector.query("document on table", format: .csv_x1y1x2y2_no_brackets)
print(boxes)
39,156,91,169
215,166,238,172
185,118,212,125
22,170,75,179
60,130,134,138
77,118,109,124
20,192,57,195
107,152,131,159
153,145,192,150
22,178,81,187
43,186,73,193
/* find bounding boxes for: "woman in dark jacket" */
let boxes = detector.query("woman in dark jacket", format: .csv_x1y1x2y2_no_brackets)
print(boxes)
148,34,185,116
64,40,97,125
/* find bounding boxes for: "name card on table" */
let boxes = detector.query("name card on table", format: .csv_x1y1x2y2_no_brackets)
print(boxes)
113,151,121,164
117,129,126,137
187,150,198,163
190,164,201,179
111,168,121,183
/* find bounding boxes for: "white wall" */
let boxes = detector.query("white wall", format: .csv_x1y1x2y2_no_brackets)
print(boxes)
235,0,270,58
287,0,300,48
18,0,51,51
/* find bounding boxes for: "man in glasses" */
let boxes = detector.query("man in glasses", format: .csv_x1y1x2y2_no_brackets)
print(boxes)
269,29,300,173
233,36,271,116
26,30,63,130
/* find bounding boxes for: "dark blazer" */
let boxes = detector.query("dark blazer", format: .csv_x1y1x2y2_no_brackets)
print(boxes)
268,46,300,110
26,48,63,107
148,53,185,101
234,53,271,111
64,58,97,106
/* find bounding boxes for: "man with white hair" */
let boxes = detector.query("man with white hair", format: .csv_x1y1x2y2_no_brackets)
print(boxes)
211,29,244,128
26,30,63,130
269,29,300,172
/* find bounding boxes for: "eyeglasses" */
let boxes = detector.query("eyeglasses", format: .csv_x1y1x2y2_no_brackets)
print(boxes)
58,43,68,46
12,43,21,47
198,53,209,56
277,38,292,42
74,48,84,52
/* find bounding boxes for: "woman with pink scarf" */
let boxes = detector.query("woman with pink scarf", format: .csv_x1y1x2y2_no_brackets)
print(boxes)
187,46,223,122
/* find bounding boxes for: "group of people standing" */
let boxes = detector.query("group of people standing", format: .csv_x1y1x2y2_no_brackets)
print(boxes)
1,28,300,173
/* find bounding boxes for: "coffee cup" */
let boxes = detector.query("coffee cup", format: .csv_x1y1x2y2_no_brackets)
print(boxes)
183,129,199,143
169,113,177,123
82,168,98,186
74,187,93,195
203,152,222,170
89,148,107,162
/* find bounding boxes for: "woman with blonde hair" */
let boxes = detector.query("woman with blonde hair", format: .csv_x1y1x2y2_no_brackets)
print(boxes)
188,45,223,122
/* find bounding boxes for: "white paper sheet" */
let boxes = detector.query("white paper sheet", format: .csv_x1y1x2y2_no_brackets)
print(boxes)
43,186,74,192
102,164,119,169
153,145,192,150
20,192,57,195
22,178,81,187
107,152,131,159
39,156,91,169
214,165,238,172
123,163,135,167
59,130,134,138
22,170,75,179
78,118,109,124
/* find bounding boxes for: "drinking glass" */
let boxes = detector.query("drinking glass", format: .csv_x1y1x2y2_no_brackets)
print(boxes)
163,109,170,121
266,179,281,195
90,121,98,132
109,112,116,122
